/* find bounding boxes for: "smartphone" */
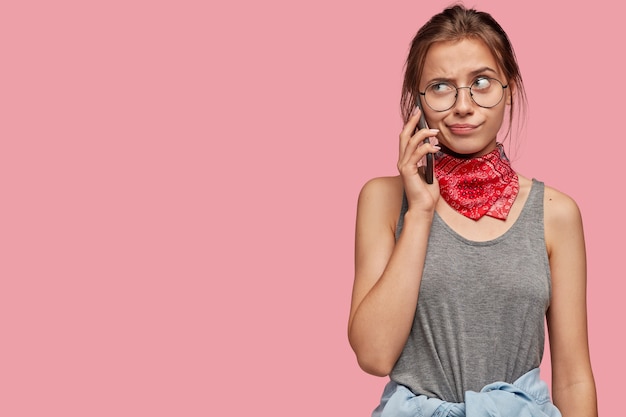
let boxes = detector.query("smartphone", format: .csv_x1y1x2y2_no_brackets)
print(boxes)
416,100,434,184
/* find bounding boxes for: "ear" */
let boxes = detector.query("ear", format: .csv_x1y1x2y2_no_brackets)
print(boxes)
506,81,516,105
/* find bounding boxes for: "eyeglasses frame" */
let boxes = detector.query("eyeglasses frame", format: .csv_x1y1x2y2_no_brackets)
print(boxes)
418,77,509,112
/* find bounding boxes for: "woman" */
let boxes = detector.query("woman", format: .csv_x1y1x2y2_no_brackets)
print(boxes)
348,5,597,417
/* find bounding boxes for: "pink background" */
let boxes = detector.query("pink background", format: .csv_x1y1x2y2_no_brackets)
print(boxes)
1,0,622,415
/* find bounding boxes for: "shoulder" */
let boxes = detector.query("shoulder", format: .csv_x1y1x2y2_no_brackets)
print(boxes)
356,175,404,233
358,175,403,203
541,183,584,255
543,184,583,226
518,175,581,220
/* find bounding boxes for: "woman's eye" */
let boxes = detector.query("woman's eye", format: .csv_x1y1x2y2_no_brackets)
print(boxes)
473,77,492,90
430,83,454,94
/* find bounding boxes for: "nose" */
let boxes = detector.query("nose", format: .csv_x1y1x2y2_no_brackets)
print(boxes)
453,86,474,114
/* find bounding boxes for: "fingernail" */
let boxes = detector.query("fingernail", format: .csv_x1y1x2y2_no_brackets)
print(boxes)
429,129,439,133
411,106,420,116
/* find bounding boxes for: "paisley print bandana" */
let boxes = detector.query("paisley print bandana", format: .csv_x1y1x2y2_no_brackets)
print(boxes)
435,143,519,220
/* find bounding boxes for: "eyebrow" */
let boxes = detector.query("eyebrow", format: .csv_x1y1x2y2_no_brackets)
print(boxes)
468,67,498,77
424,67,499,85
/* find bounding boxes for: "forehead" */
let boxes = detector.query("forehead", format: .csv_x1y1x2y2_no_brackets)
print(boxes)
421,38,501,82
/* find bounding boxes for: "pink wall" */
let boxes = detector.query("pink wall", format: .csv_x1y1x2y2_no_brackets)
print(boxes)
2,0,621,415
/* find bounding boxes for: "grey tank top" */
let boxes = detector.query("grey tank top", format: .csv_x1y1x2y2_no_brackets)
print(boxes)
391,179,551,403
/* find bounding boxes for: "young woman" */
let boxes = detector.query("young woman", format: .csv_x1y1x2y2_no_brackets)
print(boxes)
348,5,597,417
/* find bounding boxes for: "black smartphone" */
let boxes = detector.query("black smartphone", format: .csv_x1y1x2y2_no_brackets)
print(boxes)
416,100,433,184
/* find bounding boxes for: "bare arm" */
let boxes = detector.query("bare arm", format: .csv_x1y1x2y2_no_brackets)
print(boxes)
348,108,440,376
545,187,598,417
348,177,433,375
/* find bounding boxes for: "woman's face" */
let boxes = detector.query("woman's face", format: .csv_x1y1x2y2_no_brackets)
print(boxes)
419,38,511,157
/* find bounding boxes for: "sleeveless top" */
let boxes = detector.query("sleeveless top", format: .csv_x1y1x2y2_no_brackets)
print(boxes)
390,179,551,403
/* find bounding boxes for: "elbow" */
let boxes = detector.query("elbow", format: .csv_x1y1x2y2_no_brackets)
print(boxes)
348,325,398,376
354,351,396,377
359,360,393,377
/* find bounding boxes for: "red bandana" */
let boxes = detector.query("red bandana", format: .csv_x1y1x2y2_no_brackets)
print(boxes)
435,143,519,220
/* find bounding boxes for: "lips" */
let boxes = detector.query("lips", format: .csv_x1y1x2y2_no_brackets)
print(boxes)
448,123,478,135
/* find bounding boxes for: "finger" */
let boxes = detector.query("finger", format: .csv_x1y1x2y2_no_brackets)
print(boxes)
398,139,433,177
399,106,423,155
401,128,439,163
399,141,440,175
417,141,441,169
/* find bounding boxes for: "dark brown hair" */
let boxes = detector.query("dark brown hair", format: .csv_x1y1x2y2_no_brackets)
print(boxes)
401,4,526,140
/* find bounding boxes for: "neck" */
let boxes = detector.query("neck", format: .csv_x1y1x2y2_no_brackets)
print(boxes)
434,142,518,220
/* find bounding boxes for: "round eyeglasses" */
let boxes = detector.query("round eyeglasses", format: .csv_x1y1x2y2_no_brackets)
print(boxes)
419,77,508,112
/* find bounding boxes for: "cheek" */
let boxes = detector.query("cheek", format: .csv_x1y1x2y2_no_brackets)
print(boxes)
423,113,446,130
484,111,507,140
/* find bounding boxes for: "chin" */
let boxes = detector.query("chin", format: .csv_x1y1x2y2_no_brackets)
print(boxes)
441,139,496,158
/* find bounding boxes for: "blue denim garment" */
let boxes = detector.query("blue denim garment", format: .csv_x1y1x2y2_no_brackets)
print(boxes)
372,368,561,417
